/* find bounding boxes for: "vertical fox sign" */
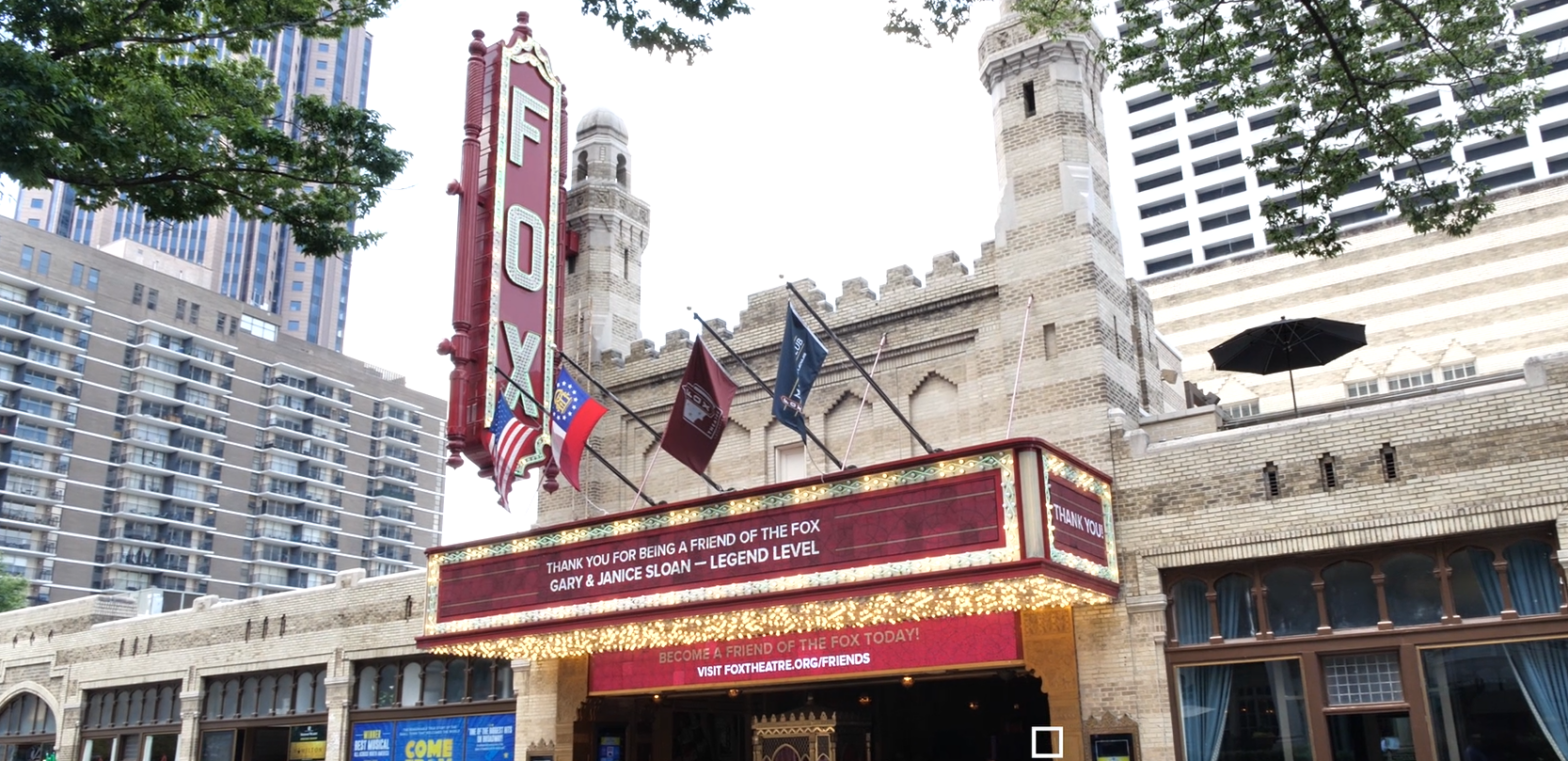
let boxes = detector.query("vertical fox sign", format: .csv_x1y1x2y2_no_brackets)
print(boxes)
441,12,567,485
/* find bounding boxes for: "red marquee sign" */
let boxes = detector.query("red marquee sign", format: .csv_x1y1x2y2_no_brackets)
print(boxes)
442,13,567,480
418,439,1119,658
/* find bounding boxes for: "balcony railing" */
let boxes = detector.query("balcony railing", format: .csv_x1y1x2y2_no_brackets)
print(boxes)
0,506,57,526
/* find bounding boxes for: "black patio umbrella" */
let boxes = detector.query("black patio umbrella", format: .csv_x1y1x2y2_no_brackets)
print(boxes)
1208,316,1367,416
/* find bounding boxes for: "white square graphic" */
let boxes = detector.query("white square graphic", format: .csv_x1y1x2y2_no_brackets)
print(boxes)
1031,726,1064,759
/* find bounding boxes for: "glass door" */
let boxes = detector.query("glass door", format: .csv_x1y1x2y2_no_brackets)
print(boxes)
1326,712,1416,761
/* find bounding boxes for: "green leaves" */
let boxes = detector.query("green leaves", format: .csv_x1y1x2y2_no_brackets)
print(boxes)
0,573,27,612
0,0,406,258
1107,0,1544,258
580,0,753,63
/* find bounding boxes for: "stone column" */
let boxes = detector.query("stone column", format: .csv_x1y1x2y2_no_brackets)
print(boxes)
175,692,202,761
553,658,589,761
322,676,354,761
513,659,557,761
1020,607,1084,759
55,699,83,761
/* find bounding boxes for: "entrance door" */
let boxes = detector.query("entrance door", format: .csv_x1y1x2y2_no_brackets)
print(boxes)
1326,712,1415,761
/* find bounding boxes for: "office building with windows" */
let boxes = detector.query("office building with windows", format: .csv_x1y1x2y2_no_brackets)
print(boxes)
0,216,442,609
10,26,375,349
1108,0,1568,276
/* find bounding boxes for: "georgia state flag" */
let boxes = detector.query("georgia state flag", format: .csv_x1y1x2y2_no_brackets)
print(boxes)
550,369,608,491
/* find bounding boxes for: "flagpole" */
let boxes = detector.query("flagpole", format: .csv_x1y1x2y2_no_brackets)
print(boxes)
582,441,658,507
491,367,660,506
631,447,663,509
556,351,727,493
690,312,844,469
1006,295,1035,439
841,332,887,467
781,281,935,455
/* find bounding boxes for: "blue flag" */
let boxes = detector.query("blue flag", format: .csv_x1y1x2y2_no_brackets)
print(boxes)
773,303,828,439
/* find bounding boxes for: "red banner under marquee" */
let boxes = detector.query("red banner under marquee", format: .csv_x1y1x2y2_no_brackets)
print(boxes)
588,612,1023,694
436,470,1003,621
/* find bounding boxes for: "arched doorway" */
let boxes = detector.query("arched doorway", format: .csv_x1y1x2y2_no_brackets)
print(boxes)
0,692,56,761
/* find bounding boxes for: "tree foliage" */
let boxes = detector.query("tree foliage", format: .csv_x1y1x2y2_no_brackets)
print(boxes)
0,0,408,258
612,0,1546,259
0,573,28,612
1102,0,1544,259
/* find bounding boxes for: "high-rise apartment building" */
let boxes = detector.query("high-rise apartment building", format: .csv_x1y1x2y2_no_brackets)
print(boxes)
0,216,443,610
10,27,375,350
1108,1,1568,276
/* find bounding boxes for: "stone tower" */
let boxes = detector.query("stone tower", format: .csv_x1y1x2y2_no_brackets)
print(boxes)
976,11,1151,470
562,109,649,369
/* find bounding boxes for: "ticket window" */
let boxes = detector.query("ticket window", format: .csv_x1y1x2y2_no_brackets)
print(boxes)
1090,734,1134,761
81,733,179,761
597,730,625,761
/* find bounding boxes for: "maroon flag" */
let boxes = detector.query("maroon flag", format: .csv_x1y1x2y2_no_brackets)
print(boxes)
660,338,739,475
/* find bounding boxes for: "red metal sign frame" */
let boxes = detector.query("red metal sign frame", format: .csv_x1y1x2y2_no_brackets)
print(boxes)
442,14,567,480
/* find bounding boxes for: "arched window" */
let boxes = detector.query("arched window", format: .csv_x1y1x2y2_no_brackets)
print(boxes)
239,678,259,717
471,661,494,701
89,693,107,727
1172,578,1211,645
1264,565,1318,636
615,155,627,187
423,662,445,705
0,693,53,737
356,666,377,710
377,665,398,707
1383,552,1441,625
221,679,240,718
1323,560,1379,629
1506,539,1562,615
445,659,467,704
402,663,423,707
1448,547,1500,618
313,671,327,714
574,151,588,183
156,687,175,723
127,690,144,726
258,677,277,716
497,663,514,699
276,674,294,715
1215,573,1257,639
112,691,129,727
295,672,316,715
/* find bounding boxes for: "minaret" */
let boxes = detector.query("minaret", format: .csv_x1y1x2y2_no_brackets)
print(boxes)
977,11,1144,469
562,109,649,369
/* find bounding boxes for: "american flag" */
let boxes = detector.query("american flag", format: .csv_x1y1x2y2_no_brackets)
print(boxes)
487,398,534,511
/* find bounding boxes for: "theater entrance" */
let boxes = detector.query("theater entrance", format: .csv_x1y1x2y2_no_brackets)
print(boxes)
575,670,1053,761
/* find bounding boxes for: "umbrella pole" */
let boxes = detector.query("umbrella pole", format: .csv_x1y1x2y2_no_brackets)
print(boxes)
1289,366,1300,417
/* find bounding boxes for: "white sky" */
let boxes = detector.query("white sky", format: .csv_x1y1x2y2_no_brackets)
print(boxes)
0,1,1128,548
345,0,1015,544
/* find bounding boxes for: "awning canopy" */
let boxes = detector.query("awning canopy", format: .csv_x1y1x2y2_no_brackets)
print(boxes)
418,438,1118,660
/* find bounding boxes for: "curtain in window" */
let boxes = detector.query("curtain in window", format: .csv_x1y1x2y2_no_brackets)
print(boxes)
1175,580,1211,646
1508,640,1568,761
1469,544,1568,760
1508,541,1562,616
1179,665,1232,761
1215,575,1255,639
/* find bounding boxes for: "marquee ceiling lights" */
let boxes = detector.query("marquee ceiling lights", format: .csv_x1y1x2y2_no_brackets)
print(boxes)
425,575,1110,660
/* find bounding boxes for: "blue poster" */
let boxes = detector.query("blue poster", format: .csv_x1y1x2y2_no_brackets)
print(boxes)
395,718,467,761
351,724,394,761
464,715,515,761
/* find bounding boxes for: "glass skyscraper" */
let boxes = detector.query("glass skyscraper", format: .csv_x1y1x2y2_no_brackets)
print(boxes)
11,27,375,350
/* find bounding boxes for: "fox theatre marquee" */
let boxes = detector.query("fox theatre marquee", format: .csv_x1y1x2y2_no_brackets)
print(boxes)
418,439,1118,694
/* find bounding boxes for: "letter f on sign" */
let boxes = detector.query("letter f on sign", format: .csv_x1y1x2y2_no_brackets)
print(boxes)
509,88,550,167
